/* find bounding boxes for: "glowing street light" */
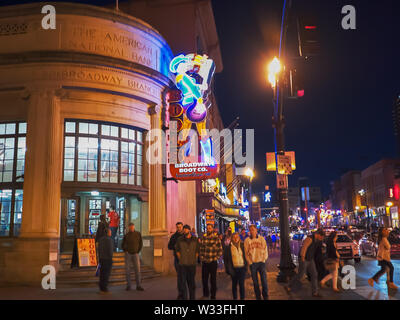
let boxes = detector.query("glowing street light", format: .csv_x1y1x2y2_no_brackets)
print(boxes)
252,196,258,202
267,57,281,88
245,167,254,181
386,201,394,207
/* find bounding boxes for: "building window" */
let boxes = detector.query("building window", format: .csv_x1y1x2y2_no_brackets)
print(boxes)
0,121,26,237
63,120,144,186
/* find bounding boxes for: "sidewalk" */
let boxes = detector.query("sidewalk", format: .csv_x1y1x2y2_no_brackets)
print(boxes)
0,250,378,300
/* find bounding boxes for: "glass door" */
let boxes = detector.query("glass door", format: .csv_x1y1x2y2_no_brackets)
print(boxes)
88,199,102,235
60,197,79,252
117,197,126,250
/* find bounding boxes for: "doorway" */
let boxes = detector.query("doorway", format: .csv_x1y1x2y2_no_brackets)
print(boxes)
60,197,80,252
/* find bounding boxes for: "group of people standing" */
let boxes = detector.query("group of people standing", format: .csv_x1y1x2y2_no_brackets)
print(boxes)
95,208,144,294
168,222,269,300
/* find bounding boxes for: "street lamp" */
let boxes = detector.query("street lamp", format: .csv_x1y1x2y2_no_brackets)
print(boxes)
359,189,370,232
252,196,258,202
386,202,394,207
267,54,296,283
245,168,255,223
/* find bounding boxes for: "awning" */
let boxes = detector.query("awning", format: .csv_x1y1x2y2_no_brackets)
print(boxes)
213,209,247,222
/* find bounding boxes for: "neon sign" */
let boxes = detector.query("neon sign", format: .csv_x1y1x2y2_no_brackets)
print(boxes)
265,192,271,203
169,53,215,129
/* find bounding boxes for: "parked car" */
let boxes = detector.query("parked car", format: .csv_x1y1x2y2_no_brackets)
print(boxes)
336,232,361,263
359,234,378,257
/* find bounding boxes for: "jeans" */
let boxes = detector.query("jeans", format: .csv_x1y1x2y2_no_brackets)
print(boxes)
231,267,246,300
174,256,184,299
373,260,394,283
250,262,268,300
202,261,217,299
320,262,338,290
125,252,141,288
179,265,196,300
99,259,113,292
289,259,318,294
110,227,118,249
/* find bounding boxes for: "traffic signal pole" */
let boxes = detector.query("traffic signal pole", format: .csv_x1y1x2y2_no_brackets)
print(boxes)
274,0,296,283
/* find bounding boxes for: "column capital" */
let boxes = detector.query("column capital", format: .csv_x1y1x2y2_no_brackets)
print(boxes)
20,86,66,100
148,104,161,116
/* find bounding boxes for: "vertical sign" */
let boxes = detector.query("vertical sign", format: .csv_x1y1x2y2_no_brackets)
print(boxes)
277,174,288,189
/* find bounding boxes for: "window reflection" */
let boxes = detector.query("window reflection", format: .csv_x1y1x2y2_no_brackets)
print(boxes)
0,189,12,237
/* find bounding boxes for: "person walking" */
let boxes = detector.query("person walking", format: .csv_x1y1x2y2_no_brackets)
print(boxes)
222,228,232,250
98,228,113,294
285,229,325,297
368,227,398,289
271,233,276,252
199,223,223,300
95,214,108,243
175,224,200,300
168,222,184,299
244,224,269,300
224,232,247,300
122,223,144,291
320,231,340,292
266,233,273,253
108,206,120,250
239,229,248,242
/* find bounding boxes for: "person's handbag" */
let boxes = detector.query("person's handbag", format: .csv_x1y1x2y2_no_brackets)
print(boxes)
323,258,337,272
95,263,101,277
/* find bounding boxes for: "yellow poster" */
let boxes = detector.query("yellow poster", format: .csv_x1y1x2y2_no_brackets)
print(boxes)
77,238,97,267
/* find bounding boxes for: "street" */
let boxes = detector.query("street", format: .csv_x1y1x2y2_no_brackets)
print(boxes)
0,250,398,300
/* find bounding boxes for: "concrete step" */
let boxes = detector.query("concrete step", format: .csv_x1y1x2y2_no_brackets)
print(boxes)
57,267,157,279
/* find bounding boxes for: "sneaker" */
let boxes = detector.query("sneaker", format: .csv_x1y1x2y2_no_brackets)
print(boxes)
320,281,326,289
388,282,398,290
284,285,291,294
137,286,144,291
312,293,321,297
368,278,374,287
126,286,131,291
199,296,209,300
332,288,340,293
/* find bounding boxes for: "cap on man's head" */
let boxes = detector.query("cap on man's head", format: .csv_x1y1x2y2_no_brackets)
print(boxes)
176,222,183,226
183,224,191,230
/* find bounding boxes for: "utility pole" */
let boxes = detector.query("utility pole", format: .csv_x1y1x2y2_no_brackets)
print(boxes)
274,0,296,283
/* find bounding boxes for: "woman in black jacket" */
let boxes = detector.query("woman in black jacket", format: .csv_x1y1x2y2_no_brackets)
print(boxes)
223,232,247,300
320,231,340,292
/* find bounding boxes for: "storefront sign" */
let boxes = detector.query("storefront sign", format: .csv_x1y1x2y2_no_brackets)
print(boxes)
266,151,296,171
77,238,97,267
205,209,215,226
169,162,219,180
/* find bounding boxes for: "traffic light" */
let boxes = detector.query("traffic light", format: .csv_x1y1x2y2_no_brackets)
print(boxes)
297,16,319,58
288,68,304,99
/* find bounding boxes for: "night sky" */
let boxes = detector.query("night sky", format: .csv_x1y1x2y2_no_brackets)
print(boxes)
212,0,400,197
2,0,400,198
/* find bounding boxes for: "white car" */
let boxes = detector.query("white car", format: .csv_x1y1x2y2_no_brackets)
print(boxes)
336,232,361,263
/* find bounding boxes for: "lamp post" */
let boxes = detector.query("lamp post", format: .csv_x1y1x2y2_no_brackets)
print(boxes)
359,189,370,232
245,168,254,223
268,61,295,282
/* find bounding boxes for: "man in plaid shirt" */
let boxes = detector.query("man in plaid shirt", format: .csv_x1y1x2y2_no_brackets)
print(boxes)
199,223,223,300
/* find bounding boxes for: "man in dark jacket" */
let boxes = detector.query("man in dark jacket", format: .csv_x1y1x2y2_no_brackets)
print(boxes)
175,224,200,300
168,222,184,299
95,214,108,243
98,228,113,294
122,223,144,291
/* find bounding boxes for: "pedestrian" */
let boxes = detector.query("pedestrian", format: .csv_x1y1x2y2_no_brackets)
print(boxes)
224,232,247,300
368,227,398,289
320,231,340,292
168,222,184,299
191,227,198,238
122,223,144,291
266,233,273,252
285,228,325,297
271,233,276,252
244,224,269,300
217,232,225,273
199,223,223,300
222,228,232,250
108,206,120,250
95,214,109,243
239,229,248,242
98,228,113,294
175,224,200,300
314,236,328,282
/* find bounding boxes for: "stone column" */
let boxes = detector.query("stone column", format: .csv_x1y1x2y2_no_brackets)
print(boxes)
147,104,169,274
3,88,63,285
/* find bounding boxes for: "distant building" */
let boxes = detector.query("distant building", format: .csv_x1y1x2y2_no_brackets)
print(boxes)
393,95,400,156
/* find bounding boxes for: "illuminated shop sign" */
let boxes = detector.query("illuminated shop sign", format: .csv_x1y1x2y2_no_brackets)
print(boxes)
168,53,218,181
